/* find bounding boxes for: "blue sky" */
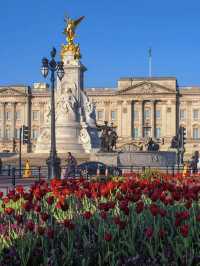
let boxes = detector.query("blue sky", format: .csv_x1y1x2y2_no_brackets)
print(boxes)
0,0,200,88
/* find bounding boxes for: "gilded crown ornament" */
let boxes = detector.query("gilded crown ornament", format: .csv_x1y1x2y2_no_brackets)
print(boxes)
61,15,85,60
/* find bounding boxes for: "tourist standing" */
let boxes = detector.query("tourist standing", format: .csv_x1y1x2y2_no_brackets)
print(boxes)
190,156,197,174
0,158,2,175
64,152,77,178
197,156,200,174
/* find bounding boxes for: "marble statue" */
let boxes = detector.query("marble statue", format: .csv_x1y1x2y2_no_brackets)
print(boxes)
80,90,96,127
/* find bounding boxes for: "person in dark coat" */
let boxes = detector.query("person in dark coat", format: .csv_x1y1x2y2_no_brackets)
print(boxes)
0,158,2,174
64,152,77,178
190,155,197,174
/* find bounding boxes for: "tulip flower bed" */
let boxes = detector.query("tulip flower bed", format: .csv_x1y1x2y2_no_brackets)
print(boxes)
0,173,200,266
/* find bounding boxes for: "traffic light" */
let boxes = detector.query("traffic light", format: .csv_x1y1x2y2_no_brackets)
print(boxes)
179,126,186,150
182,127,186,146
23,125,29,144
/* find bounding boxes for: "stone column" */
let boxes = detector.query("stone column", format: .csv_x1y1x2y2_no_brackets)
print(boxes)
11,103,16,138
139,101,144,138
117,100,123,138
131,100,134,138
126,100,132,139
104,101,110,122
40,103,45,128
186,101,192,138
151,100,156,139
171,100,176,137
2,103,5,139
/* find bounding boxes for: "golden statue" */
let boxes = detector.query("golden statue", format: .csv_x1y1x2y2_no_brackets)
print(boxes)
61,15,85,60
23,160,32,178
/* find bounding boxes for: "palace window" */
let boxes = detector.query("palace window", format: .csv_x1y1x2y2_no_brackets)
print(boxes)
111,111,116,121
97,110,103,120
180,109,186,120
6,111,11,121
16,111,21,120
32,111,39,121
133,110,139,120
32,129,38,139
193,109,199,121
156,128,161,138
144,127,151,137
5,127,11,139
193,128,200,139
144,109,151,120
15,128,20,139
133,128,139,138
156,110,161,119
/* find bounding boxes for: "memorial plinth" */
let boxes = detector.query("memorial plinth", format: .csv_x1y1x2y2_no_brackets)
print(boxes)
35,43,100,154
92,151,176,167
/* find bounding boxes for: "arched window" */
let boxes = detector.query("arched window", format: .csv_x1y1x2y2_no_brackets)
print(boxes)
193,127,200,139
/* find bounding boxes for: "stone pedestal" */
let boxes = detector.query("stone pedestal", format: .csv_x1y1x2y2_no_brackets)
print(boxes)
35,50,100,155
91,151,176,167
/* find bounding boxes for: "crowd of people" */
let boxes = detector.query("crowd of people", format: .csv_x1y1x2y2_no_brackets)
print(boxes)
183,151,200,176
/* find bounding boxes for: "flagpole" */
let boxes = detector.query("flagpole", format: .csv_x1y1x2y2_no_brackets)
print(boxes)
148,48,152,77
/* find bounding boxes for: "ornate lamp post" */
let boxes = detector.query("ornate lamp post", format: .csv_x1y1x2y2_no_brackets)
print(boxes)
41,47,64,179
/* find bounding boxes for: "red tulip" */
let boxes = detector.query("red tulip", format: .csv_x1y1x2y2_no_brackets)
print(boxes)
136,201,144,214
159,208,167,217
159,228,166,239
37,226,45,235
34,205,41,213
26,220,35,232
196,214,200,222
100,211,107,220
180,224,189,237
114,216,121,225
46,196,54,205
3,197,10,204
145,227,154,239
47,228,54,239
23,201,33,212
118,220,127,230
40,212,49,222
15,214,23,224
83,211,92,220
16,185,24,195
104,232,112,241
122,206,129,216
4,207,14,215
149,204,159,216
63,219,75,230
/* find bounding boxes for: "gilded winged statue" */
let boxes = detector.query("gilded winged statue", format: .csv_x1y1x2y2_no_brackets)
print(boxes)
64,15,85,44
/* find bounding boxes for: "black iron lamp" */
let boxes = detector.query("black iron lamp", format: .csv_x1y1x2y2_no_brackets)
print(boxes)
40,47,65,179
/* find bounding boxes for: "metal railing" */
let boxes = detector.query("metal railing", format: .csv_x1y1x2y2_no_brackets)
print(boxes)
0,164,197,192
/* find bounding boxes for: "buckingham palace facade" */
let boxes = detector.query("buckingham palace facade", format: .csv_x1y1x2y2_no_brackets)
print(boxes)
0,76,200,158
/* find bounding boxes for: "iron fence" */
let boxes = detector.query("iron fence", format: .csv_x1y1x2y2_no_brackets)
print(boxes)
0,164,197,191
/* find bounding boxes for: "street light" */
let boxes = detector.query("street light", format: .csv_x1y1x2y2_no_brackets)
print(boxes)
41,47,65,179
